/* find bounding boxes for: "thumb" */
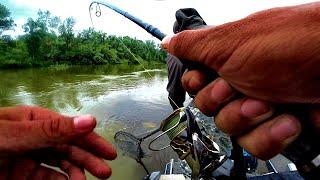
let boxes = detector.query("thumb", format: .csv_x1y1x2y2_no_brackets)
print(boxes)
161,25,241,71
0,115,96,156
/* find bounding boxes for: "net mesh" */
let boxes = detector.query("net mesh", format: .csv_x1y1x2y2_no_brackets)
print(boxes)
114,131,144,160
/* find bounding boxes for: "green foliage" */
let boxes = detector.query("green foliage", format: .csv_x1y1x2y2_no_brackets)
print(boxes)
0,8,166,68
0,3,15,35
0,38,31,68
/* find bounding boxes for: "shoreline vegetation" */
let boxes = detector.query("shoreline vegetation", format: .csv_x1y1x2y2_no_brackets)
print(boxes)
0,5,167,69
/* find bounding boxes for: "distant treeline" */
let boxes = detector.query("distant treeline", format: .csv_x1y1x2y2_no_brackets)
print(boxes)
0,5,167,68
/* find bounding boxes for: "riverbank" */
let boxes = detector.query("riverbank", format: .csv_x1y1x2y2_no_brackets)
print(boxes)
0,58,166,70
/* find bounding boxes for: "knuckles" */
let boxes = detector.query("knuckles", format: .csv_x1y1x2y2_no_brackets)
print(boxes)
40,116,72,143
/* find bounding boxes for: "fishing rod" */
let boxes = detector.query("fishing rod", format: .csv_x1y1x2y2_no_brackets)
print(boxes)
89,1,166,41
89,1,320,179
89,1,228,178
89,1,181,109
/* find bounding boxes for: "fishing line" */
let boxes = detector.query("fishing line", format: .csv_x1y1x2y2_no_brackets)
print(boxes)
89,0,232,175
87,2,235,179
89,2,320,179
88,2,182,175
89,1,180,109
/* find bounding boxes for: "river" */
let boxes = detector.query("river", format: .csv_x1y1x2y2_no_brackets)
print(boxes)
0,64,237,179
0,64,182,179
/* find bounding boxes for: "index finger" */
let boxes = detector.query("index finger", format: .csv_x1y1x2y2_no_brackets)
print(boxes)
161,24,241,72
0,106,69,122
73,132,117,160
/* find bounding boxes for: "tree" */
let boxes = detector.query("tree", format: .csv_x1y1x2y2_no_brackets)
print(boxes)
23,10,61,61
1,8,166,68
23,17,46,60
0,4,15,35
58,17,75,53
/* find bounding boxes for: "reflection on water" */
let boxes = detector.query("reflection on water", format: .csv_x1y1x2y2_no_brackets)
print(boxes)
0,65,169,113
0,64,181,179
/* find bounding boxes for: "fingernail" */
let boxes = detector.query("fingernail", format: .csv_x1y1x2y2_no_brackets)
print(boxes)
161,35,172,50
74,115,95,132
241,99,272,119
188,76,201,89
211,79,233,103
270,115,300,142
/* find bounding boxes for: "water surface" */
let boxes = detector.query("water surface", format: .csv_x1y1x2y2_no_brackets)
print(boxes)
0,64,180,179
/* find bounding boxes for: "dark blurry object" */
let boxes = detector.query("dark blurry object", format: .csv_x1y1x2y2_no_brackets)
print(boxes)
166,8,207,110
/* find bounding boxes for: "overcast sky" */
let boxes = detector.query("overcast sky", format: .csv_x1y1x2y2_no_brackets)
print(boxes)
2,0,317,41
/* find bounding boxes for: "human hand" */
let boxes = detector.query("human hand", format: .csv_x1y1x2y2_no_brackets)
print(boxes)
0,106,117,179
162,2,320,103
162,2,320,159
0,159,76,180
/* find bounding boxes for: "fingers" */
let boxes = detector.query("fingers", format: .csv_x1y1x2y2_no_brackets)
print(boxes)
309,105,320,133
0,115,96,155
215,98,273,135
0,106,96,133
0,106,25,121
181,70,209,94
7,159,37,180
55,145,112,179
59,160,86,180
26,135,115,179
15,155,87,180
161,29,211,65
161,25,241,71
162,30,212,67
237,114,301,160
27,145,112,178
28,166,67,180
0,106,66,121
74,133,117,160
213,97,301,159
26,133,117,170
7,159,67,180
193,78,236,116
